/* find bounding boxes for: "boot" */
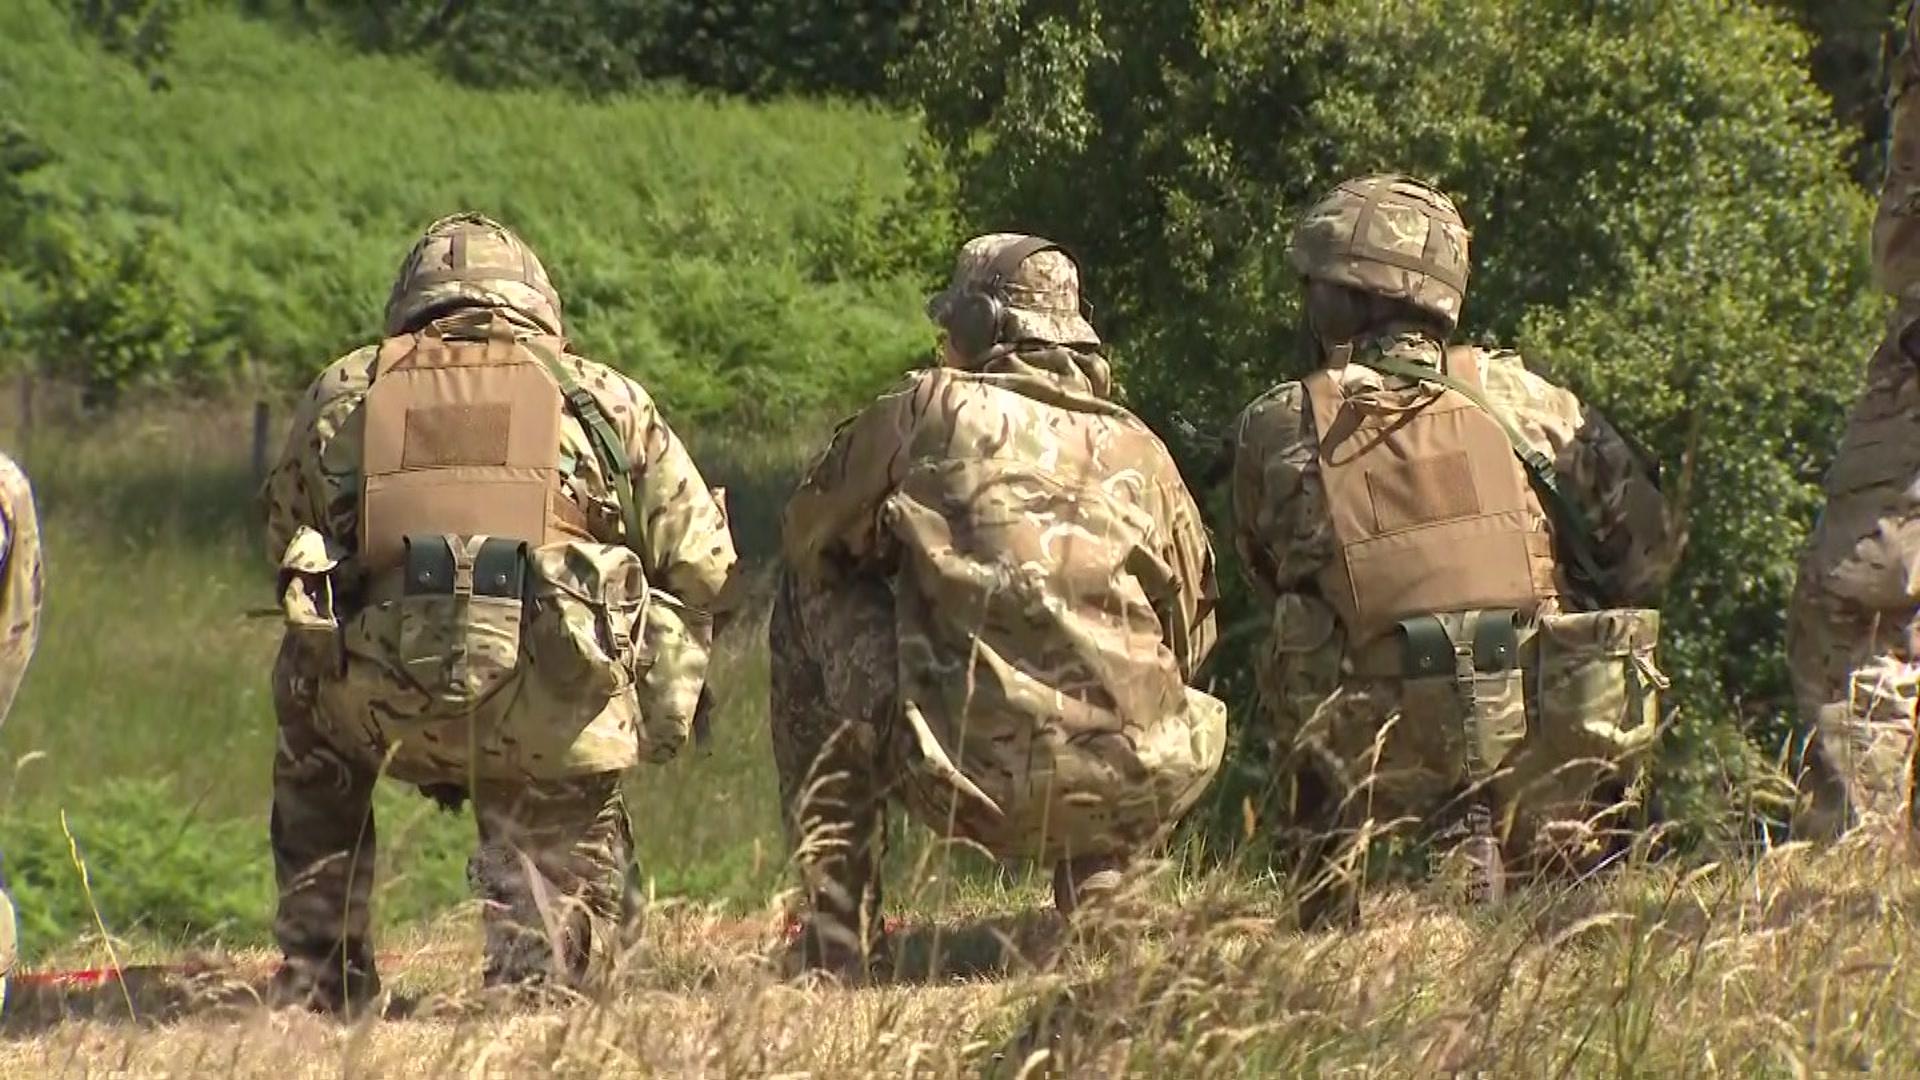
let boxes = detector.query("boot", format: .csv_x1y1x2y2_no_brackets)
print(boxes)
1052,855,1126,918
268,940,381,1016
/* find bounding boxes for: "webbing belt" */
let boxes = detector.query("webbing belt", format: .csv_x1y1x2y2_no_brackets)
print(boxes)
525,341,645,555
1358,352,1614,605
1401,609,1515,904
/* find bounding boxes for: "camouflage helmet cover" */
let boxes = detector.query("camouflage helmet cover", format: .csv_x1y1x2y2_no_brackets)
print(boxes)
1288,175,1471,328
383,212,565,338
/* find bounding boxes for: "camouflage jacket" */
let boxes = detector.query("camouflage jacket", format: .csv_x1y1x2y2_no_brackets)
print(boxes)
266,310,736,778
0,454,42,730
782,345,1225,858
1231,334,1677,740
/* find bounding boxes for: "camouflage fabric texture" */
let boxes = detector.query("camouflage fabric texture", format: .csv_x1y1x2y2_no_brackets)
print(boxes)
1232,334,1677,873
273,638,634,995
0,455,43,733
384,212,565,338
780,342,1224,867
1785,7,1920,838
1788,308,1920,838
767,568,896,969
929,232,1100,347
265,216,735,997
1289,176,1472,329
0,453,43,1011
266,306,735,783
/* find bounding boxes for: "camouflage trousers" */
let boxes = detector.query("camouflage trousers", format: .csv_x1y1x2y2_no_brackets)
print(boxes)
1788,322,1920,838
767,568,900,969
271,638,634,993
1259,606,1652,920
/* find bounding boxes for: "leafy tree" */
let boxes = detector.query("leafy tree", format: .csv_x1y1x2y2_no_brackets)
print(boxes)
307,0,924,98
902,0,1882,822
1769,0,1902,184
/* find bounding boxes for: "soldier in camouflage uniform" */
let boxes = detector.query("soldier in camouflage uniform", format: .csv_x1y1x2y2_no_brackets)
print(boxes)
0,455,43,1012
1788,3,1920,839
1232,177,1677,923
773,234,1225,975
265,213,735,1010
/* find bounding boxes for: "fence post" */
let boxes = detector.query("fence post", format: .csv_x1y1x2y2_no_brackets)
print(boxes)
17,377,32,459
251,400,271,488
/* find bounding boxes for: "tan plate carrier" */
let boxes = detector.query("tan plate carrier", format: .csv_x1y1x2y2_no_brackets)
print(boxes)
358,327,594,578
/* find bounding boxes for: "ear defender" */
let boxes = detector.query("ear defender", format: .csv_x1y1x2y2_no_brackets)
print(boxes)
928,236,1067,363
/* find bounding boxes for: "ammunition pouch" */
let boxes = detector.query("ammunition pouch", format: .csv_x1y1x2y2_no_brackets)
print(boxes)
1499,607,1666,868
523,540,648,711
1394,610,1529,787
394,534,528,717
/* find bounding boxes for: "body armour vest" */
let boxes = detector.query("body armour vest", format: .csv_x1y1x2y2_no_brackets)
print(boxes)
1302,349,1558,648
358,326,594,578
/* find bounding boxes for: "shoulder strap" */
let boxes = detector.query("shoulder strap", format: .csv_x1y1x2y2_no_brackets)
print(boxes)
1358,349,1614,605
525,341,644,555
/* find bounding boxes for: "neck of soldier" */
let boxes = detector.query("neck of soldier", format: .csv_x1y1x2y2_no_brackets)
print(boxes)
1318,321,1447,368
960,340,1114,400
424,306,548,341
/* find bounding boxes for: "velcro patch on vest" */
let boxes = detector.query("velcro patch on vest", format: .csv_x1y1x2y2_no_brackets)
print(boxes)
1365,451,1480,533
402,404,512,468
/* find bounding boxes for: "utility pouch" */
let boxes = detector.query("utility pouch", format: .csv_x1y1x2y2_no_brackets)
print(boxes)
635,589,714,763
397,533,528,716
1532,608,1665,767
523,540,649,711
1397,611,1528,778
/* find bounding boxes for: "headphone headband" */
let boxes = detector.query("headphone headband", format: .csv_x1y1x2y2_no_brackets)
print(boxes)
983,235,1066,291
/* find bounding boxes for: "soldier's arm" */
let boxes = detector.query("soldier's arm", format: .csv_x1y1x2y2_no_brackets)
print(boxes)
1229,387,1321,600
621,390,736,611
1561,403,1681,607
781,375,933,578
0,462,43,727
1159,480,1220,680
265,352,373,566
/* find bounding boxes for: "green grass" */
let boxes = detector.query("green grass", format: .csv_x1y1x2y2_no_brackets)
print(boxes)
0,0,938,420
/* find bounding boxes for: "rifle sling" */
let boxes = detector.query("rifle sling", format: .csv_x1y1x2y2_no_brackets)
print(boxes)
526,341,645,555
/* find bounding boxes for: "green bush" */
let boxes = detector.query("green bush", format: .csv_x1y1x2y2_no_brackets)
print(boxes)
308,0,924,99
0,0,935,417
902,0,1881,821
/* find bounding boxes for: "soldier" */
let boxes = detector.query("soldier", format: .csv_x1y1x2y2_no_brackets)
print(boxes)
773,234,1226,976
1231,176,1677,923
0,455,43,1013
265,213,735,1011
1788,3,1920,839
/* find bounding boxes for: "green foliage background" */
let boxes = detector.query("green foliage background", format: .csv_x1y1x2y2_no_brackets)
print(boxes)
0,0,944,419
0,0,1903,951
901,0,1885,820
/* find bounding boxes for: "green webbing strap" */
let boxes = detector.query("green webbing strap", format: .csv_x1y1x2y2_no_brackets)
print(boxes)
1360,352,1614,605
528,342,645,554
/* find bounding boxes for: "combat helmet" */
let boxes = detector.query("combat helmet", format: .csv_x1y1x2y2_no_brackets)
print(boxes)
1288,175,1471,329
383,212,565,338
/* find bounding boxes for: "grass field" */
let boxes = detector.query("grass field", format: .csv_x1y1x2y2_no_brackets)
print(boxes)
4,835,1920,1076
5,395,1919,1078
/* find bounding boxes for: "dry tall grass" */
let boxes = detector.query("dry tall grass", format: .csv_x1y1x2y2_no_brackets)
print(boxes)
5,829,1920,1077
